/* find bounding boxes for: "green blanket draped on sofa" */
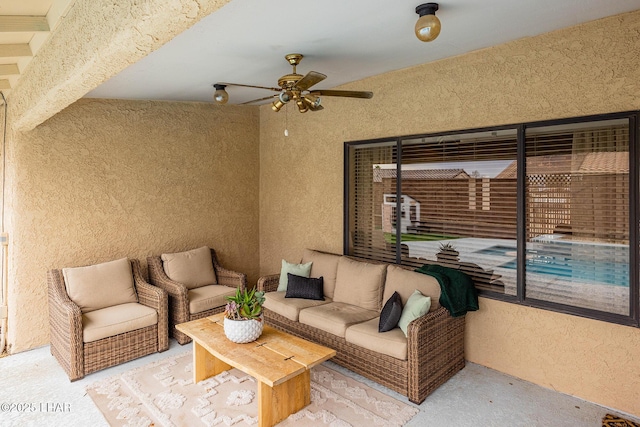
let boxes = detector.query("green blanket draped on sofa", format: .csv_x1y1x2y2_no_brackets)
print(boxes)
415,264,479,317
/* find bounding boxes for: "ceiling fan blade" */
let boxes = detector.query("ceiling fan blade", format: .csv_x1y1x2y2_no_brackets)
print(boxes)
241,94,278,105
293,71,327,91
219,82,281,92
309,89,373,99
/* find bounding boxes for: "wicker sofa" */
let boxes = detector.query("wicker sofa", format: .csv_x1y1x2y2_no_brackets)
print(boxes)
257,249,466,404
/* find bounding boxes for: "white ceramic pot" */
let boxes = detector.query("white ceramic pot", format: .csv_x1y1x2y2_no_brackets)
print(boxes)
223,317,264,343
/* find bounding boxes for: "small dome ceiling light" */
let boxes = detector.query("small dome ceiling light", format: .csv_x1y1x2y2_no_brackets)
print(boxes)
213,84,229,104
415,3,441,42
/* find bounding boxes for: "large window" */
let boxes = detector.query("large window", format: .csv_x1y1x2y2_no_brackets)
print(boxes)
345,112,639,326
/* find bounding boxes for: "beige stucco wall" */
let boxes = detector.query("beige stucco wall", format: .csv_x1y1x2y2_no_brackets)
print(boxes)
7,99,260,352
259,11,640,416
11,0,232,131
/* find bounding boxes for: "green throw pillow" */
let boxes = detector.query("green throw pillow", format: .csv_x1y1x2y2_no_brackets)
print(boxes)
398,289,431,337
277,259,312,292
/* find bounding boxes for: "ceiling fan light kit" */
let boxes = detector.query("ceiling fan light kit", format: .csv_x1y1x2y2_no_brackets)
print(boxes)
415,3,441,42
213,53,372,113
271,92,290,112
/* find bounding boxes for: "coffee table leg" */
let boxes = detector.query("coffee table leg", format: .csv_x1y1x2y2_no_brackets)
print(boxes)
193,341,232,383
257,369,310,427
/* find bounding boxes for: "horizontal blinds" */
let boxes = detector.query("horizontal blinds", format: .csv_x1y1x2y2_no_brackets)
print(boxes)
524,120,630,315
397,132,518,294
348,142,397,264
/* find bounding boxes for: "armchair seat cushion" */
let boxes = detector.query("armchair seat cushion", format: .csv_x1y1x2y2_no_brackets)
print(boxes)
263,291,331,321
188,285,237,314
82,302,157,343
345,318,408,360
298,302,378,338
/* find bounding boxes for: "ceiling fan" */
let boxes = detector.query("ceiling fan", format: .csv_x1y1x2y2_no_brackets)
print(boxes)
213,53,373,113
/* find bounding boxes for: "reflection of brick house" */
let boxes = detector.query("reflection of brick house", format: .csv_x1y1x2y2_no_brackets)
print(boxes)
374,168,520,239
375,169,471,233
373,168,470,182
371,150,628,242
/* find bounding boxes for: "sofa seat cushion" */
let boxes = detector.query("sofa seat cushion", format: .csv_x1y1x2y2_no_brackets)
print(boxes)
263,291,331,321
345,318,408,360
82,302,157,343
299,302,379,338
188,285,238,314
333,257,387,311
383,265,441,312
302,249,341,299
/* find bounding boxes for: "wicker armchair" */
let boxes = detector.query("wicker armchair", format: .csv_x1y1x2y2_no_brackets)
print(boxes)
147,248,246,344
48,259,168,381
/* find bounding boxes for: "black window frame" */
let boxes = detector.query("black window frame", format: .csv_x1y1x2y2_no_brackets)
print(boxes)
344,110,639,327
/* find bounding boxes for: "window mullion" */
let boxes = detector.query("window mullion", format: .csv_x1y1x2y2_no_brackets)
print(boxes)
630,113,639,325
395,138,402,264
517,125,526,303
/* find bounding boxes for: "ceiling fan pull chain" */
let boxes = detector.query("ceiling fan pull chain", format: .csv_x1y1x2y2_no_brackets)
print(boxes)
284,103,289,137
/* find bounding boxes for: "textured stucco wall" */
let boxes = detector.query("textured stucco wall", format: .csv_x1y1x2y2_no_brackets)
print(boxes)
7,99,259,352
259,11,640,415
10,0,232,131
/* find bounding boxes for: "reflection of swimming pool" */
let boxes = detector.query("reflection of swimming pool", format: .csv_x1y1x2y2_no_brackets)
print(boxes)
476,244,629,287
475,245,517,257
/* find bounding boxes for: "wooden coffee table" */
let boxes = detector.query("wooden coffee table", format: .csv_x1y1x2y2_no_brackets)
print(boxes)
175,313,336,427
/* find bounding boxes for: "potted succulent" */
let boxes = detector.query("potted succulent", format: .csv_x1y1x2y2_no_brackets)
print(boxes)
223,287,266,343
436,241,460,263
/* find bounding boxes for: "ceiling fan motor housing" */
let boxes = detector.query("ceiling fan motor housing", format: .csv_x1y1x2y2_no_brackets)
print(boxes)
277,73,303,89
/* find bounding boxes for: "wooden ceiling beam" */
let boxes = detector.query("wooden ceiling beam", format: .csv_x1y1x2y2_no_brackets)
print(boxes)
0,16,50,32
0,64,19,75
0,80,10,90
0,44,32,58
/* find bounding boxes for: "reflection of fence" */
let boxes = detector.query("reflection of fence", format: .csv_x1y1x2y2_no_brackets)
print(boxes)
527,173,628,242
373,173,628,244
527,174,571,238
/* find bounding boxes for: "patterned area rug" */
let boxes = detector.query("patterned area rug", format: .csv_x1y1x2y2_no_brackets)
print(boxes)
86,351,418,427
603,414,640,427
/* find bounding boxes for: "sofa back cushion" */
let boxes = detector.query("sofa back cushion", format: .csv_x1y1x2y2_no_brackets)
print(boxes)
383,265,441,312
63,257,138,313
301,249,341,299
333,257,386,311
161,246,217,289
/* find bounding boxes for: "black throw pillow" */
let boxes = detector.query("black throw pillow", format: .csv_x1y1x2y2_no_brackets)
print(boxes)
379,291,403,332
285,273,324,300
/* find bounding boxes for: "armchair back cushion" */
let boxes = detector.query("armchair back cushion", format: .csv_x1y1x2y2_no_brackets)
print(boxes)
161,246,217,289
301,249,340,299
333,257,386,311
62,257,137,313
383,265,441,312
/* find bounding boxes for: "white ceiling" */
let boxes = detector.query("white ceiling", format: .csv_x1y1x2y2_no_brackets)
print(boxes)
86,0,640,105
